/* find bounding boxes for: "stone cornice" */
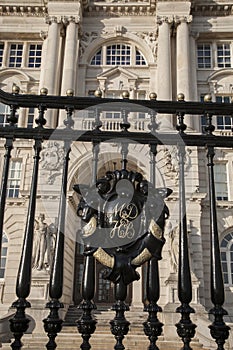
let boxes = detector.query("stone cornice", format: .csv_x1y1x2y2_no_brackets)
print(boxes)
191,3,233,17
84,1,156,16
0,5,47,17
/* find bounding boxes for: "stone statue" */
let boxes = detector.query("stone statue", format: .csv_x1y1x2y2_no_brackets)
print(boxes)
169,225,179,273
32,214,57,271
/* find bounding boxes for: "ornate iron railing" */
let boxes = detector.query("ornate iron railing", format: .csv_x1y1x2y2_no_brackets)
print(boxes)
0,87,232,350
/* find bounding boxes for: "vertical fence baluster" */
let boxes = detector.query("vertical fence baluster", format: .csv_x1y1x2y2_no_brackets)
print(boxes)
43,90,74,350
143,94,163,349
175,94,196,350
207,145,230,350
77,252,97,350
77,111,98,349
204,98,230,349
110,279,130,350
0,87,19,263
10,110,45,349
10,97,48,349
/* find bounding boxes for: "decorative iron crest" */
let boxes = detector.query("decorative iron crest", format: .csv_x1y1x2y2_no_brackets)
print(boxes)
74,168,172,285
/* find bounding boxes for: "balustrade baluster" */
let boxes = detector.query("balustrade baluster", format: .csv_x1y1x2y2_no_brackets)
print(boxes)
175,94,196,350
43,89,74,350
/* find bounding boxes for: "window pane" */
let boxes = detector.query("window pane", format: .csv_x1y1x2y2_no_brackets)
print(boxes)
197,44,212,68
6,161,22,198
106,44,131,65
217,43,231,68
28,43,42,68
214,163,228,201
9,43,23,67
0,43,4,67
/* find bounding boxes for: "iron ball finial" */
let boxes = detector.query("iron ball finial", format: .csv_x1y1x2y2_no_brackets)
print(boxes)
66,89,74,96
177,93,185,101
12,84,20,94
149,92,157,100
122,91,130,99
94,88,102,98
40,87,48,96
204,93,212,102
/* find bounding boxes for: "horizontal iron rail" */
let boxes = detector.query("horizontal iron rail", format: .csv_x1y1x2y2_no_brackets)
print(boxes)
0,127,233,148
1,88,233,115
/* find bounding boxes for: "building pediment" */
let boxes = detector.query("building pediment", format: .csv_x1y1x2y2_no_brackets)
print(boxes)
97,67,139,91
97,67,138,80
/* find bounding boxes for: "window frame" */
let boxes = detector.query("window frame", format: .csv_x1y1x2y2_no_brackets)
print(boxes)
6,160,23,198
90,43,147,66
0,233,8,280
197,41,232,69
214,162,229,201
221,232,233,286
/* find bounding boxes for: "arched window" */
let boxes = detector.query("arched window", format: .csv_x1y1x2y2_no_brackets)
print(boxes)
0,233,8,279
90,44,147,66
220,232,233,285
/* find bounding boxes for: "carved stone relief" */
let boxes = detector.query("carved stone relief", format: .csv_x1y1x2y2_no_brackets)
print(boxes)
40,141,64,184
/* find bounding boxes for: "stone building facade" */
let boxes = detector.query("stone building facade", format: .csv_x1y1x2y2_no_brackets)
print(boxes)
0,0,233,348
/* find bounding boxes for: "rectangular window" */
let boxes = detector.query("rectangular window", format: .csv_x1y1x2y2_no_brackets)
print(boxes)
6,161,22,198
27,107,35,128
197,44,212,68
0,103,10,126
9,43,23,67
106,44,130,65
28,43,42,68
105,112,121,119
216,96,232,130
217,43,231,68
0,43,4,67
214,163,228,201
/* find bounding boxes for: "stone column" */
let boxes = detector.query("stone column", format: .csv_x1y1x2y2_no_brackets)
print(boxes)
59,16,80,125
156,16,173,130
39,31,48,93
176,16,194,130
60,16,80,95
40,16,61,128
131,266,143,308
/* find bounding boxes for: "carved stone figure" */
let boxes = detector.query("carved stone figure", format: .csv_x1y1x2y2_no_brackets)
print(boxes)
32,214,57,271
169,225,179,273
74,169,172,285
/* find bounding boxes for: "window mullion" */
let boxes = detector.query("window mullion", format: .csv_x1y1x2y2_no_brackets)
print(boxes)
22,41,27,68
2,41,8,68
212,42,217,68
102,45,106,65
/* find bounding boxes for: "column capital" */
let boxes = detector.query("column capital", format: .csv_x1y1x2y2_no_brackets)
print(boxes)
157,15,174,25
62,15,81,25
45,15,62,25
174,15,192,25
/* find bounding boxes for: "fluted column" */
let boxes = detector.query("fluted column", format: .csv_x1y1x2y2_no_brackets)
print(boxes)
176,16,194,130
41,16,61,128
156,16,173,129
39,31,48,93
61,16,80,95
59,16,80,125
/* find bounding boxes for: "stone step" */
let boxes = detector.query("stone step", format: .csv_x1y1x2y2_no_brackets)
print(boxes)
1,329,210,350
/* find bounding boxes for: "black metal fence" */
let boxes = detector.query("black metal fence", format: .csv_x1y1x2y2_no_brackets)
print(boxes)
0,87,232,350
